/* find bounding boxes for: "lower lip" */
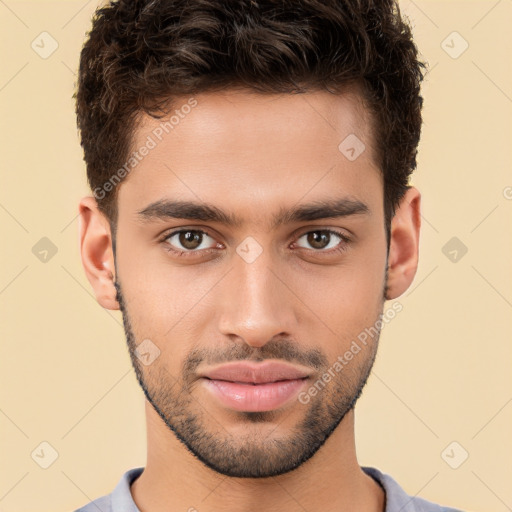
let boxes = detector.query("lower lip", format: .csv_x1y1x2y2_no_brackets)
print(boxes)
202,378,308,412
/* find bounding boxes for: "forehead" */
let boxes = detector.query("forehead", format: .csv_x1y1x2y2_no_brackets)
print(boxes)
118,88,381,220
133,87,374,157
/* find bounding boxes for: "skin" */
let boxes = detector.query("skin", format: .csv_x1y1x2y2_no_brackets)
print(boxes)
79,88,421,512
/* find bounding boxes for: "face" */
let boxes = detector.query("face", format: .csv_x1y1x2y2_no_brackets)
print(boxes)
85,88,408,479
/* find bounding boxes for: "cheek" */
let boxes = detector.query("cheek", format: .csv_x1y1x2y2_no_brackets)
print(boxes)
299,246,385,308
288,244,386,348
115,230,201,322
116,253,218,367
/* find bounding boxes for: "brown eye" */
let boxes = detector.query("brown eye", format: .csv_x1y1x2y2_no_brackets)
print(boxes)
179,231,202,250
165,230,216,252
296,230,347,251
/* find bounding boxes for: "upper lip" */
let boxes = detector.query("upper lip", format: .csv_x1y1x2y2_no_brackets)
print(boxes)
199,361,313,384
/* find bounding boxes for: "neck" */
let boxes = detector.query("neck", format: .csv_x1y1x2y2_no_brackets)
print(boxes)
130,402,385,512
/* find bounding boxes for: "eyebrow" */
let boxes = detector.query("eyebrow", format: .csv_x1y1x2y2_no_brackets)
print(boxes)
136,197,370,230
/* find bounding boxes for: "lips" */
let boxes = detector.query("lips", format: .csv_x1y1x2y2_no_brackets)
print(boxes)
198,360,312,384
198,361,312,412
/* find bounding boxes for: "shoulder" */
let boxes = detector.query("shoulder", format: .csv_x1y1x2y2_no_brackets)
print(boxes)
362,466,467,512
72,467,144,512
73,493,111,512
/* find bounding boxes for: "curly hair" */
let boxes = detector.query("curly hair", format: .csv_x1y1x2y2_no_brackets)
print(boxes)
74,0,426,243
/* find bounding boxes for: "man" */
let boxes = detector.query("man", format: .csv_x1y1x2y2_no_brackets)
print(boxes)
74,0,464,510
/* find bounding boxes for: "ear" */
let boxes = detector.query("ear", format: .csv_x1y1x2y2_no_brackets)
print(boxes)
385,186,421,300
78,196,119,310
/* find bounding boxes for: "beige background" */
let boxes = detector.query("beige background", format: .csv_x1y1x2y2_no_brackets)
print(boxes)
1,1,511,511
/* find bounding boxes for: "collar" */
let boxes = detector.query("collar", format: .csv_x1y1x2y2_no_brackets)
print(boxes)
108,465,452,512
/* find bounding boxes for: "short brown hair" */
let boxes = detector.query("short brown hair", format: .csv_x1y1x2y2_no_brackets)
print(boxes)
75,0,426,244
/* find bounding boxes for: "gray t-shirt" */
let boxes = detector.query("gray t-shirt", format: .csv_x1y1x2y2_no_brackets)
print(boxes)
74,466,465,511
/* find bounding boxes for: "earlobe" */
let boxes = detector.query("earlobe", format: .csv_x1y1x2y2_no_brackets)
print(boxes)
78,196,120,310
385,186,421,300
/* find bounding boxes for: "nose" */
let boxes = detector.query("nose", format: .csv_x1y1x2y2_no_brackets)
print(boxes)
217,247,298,348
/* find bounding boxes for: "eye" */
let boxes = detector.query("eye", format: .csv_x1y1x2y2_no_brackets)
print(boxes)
160,227,350,259
163,229,218,253
295,229,349,251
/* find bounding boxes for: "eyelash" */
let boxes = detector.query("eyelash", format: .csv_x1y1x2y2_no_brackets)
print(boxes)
159,228,351,259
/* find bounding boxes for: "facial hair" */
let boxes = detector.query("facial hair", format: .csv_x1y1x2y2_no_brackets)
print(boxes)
113,276,384,479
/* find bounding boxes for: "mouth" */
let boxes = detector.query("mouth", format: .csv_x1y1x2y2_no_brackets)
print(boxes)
204,377,308,385
201,376,309,412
